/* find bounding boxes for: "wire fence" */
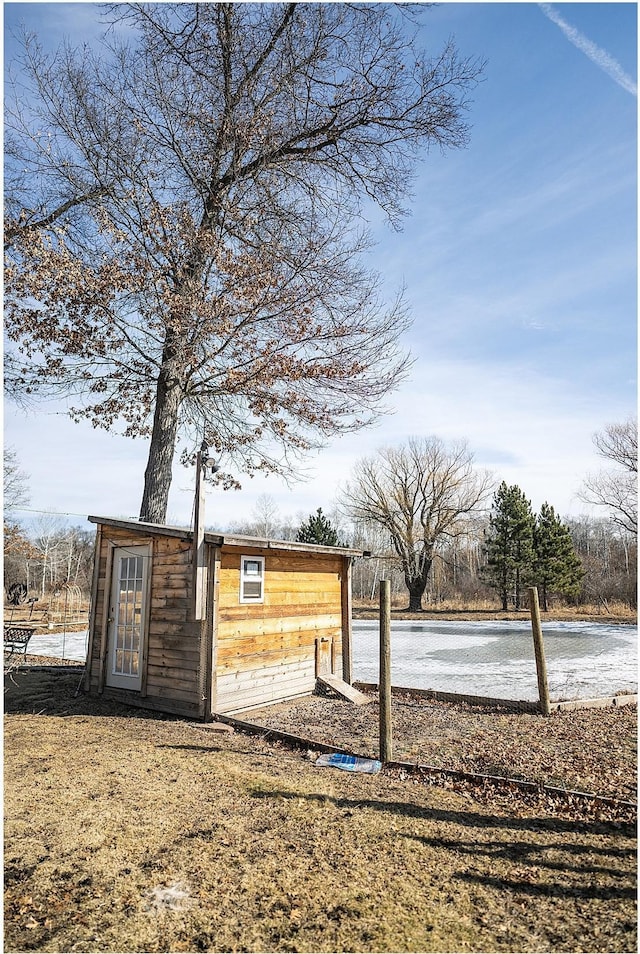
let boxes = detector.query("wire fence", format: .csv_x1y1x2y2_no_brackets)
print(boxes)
351,616,637,709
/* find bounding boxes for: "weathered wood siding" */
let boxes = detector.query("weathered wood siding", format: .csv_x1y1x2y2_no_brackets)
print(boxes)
86,526,206,718
215,546,345,713
85,519,355,719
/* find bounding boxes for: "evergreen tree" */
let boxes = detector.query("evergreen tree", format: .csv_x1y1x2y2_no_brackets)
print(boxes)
533,503,584,611
296,509,340,547
483,482,535,610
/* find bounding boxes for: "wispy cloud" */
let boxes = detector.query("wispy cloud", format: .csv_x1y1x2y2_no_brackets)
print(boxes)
539,3,637,97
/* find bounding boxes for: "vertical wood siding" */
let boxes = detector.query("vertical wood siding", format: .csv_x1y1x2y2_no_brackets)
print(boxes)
87,526,205,718
86,524,353,719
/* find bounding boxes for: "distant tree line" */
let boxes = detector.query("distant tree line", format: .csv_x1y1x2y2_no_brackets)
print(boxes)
340,428,636,611
7,502,631,611
4,418,636,612
347,508,635,612
4,516,95,601
225,437,636,612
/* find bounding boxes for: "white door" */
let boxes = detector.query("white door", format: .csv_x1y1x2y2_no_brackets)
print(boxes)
106,546,149,691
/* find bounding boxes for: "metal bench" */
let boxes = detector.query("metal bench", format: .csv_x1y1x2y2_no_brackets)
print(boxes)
4,627,35,661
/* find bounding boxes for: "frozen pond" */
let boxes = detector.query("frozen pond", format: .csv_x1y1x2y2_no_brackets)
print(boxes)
24,621,638,703
352,619,638,702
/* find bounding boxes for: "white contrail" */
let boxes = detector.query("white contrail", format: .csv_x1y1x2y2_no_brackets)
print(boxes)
539,3,637,97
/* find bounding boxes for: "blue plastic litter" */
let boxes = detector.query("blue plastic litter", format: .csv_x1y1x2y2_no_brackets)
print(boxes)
315,753,382,774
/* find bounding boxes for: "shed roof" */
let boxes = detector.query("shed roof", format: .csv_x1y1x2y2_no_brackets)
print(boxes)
88,515,367,558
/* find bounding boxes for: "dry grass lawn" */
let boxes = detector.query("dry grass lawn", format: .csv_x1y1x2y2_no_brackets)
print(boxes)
4,667,637,954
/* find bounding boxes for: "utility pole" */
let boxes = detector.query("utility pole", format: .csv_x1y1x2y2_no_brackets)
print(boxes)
192,442,218,620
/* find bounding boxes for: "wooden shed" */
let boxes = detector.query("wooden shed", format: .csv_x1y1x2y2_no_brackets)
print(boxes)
83,516,364,719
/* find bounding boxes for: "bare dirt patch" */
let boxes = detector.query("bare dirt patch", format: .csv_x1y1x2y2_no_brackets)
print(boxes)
4,669,637,953
245,692,638,805
6,654,83,669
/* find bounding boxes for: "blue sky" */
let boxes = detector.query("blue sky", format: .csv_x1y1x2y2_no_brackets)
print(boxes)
3,2,637,533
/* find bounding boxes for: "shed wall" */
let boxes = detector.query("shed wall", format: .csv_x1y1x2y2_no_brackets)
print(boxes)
215,546,345,713
86,522,353,719
86,526,206,718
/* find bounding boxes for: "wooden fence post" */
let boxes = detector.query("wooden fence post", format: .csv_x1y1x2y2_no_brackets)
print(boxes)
192,450,207,621
341,557,353,685
379,578,393,762
528,586,551,716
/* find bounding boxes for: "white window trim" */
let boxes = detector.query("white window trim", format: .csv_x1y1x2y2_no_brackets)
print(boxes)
239,555,265,604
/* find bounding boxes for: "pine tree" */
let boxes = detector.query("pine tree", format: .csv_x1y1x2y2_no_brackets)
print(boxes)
533,503,584,611
483,482,535,610
296,509,340,547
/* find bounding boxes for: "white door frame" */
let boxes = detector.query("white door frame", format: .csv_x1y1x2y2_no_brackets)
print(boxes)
106,545,150,691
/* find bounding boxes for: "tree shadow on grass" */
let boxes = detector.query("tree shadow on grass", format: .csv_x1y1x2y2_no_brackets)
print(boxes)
249,787,636,902
452,870,636,901
249,786,637,840
399,832,636,879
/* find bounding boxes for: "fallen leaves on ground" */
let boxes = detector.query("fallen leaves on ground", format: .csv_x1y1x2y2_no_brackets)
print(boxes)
245,692,637,811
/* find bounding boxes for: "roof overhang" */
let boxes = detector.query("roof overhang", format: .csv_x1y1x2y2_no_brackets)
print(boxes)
88,515,366,557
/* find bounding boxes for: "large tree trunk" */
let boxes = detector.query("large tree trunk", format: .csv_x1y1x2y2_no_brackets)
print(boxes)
407,579,426,612
404,553,433,612
400,543,433,613
139,361,183,524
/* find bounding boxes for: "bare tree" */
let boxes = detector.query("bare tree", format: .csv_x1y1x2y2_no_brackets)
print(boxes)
567,514,637,609
3,448,33,598
4,518,94,598
31,514,68,599
3,524,40,597
227,493,283,539
5,4,483,524
3,447,30,515
348,518,405,600
580,417,637,535
593,418,638,473
342,437,493,611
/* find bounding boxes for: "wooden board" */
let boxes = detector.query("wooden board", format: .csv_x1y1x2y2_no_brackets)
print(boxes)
219,547,343,575
216,658,316,713
214,544,348,712
217,548,343,615
217,613,341,642
316,674,372,706
219,603,340,623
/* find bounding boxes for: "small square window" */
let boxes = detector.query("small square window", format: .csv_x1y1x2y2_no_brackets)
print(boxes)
240,555,265,603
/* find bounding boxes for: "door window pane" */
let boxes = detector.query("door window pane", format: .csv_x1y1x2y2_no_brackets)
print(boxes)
114,553,145,676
